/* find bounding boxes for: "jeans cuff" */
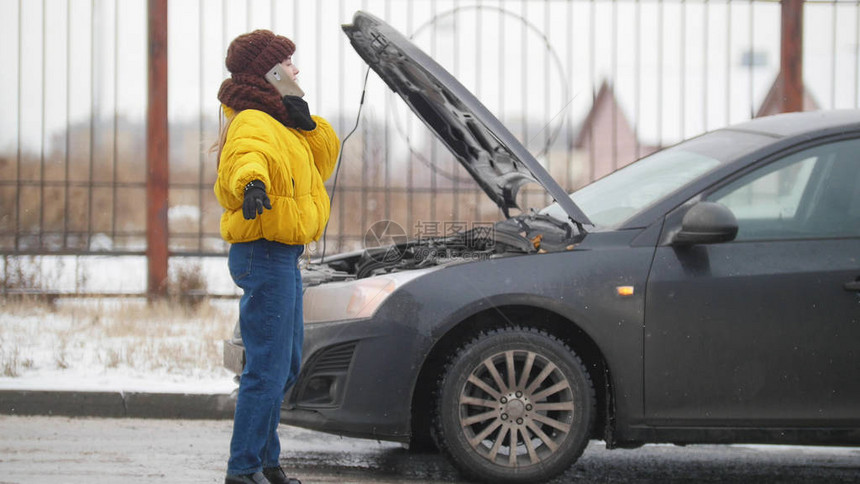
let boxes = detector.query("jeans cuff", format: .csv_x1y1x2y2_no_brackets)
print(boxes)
226,465,262,476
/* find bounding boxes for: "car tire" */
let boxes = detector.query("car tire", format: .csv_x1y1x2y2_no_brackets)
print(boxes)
433,327,595,484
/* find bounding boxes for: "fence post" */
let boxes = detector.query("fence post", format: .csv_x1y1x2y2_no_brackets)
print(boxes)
146,0,169,300
781,0,804,113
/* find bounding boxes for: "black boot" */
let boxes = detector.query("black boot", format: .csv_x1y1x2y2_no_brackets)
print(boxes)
263,466,301,484
225,471,270,484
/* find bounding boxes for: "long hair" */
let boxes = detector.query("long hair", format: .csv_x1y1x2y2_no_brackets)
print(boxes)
211,107,234,169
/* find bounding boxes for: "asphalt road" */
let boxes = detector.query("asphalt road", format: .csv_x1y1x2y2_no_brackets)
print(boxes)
0,415,858,483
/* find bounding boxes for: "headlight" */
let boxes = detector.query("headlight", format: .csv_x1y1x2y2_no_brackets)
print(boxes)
303,267,439,324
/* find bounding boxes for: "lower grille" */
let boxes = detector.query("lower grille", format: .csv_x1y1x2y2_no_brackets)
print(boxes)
311,342,357,373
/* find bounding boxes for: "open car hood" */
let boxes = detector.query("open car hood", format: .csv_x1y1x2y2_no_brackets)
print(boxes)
342,11,591,226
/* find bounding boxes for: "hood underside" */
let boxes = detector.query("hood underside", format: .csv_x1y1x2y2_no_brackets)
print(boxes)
342,11,591,225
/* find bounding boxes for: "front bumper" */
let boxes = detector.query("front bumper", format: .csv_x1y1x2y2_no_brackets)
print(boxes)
223,316,430,443
281,316,429,443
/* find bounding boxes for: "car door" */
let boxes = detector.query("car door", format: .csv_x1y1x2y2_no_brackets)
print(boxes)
644,137,860,425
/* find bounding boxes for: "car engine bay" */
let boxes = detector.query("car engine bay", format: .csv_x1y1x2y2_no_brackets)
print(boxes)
302,212,583,286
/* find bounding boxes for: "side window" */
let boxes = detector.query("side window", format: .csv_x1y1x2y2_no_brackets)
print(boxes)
708,138,860,240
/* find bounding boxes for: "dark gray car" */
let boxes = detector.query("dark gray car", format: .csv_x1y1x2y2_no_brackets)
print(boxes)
225,11,860,484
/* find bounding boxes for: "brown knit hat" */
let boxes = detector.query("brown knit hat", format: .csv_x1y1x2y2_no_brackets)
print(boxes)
225,29,295,77
218,30,298,128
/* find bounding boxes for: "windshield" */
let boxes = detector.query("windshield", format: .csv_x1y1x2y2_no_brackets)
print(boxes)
541,130,768,227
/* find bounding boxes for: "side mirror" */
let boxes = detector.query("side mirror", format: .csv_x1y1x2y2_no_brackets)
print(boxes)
672,202,738,246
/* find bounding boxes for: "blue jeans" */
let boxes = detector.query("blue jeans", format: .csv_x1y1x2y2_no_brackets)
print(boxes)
227,239,304,476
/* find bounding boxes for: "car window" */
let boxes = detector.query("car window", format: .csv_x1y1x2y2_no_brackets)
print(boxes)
540,129,769,227
566,150,721,227
708,138,860,240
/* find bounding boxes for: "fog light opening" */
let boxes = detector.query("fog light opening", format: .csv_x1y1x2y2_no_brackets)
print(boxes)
298,375,338,406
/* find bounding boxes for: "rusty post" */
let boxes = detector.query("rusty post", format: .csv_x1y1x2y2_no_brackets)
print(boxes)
146,0,169,300
781,0,804,113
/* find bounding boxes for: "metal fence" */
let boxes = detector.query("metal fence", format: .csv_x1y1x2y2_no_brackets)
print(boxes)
0,0,858,297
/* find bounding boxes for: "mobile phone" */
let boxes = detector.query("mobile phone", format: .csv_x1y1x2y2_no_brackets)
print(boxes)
265,64,305,98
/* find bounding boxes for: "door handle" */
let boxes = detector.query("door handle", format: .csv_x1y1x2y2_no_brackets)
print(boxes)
845,280,860,292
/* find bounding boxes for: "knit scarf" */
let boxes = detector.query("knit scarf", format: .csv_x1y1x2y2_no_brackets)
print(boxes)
217,73,296,128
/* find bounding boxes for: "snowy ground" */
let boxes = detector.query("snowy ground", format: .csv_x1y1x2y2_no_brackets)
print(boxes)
0,254,240,296
0,297,239,394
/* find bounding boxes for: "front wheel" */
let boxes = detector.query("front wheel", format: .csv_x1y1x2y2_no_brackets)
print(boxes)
433,327,595,483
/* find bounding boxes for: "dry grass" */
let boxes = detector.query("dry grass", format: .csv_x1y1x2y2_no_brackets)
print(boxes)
0,297,237,381
169,262,209,309
1,342,34,377
0,255,44,291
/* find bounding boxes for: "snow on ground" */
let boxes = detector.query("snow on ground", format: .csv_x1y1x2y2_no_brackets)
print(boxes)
0,297,240,394
0,255,241,296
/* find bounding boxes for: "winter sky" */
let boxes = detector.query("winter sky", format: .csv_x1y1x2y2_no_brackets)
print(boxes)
1,0,859,155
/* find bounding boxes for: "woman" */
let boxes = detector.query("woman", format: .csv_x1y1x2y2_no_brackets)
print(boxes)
215,29,340,484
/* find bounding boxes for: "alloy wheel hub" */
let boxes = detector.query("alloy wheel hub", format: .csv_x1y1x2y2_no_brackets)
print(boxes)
500,393,531,423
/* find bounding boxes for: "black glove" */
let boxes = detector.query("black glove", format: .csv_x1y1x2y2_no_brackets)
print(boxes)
281,95,317,131
242,180,271,220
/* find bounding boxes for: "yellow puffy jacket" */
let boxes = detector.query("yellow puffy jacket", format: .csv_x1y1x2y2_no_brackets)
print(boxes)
215,107,340,245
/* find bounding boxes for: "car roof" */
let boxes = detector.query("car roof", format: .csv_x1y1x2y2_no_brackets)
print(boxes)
724,109,860,138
